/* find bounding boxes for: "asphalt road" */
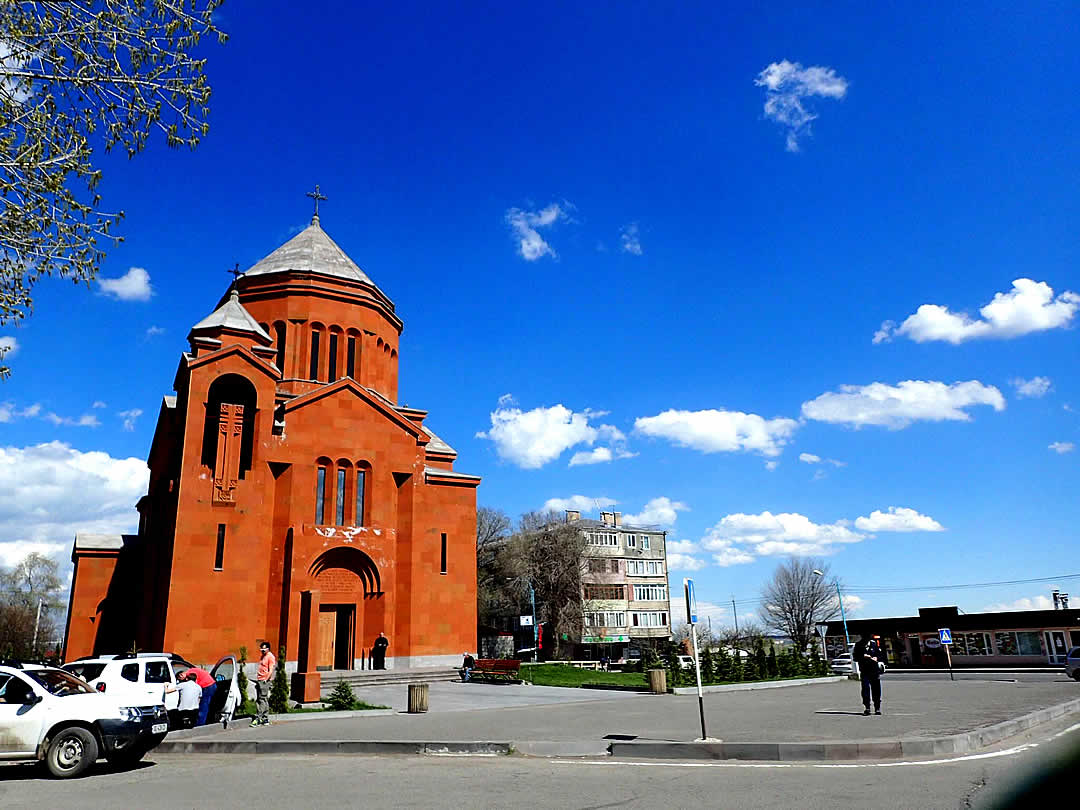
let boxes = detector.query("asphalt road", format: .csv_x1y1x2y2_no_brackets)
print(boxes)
2,714,1078,810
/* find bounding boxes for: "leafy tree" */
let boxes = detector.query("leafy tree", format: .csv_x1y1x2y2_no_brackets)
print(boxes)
269,644,289,713
760,558,841,654
0,552,63,657
0,1,227,378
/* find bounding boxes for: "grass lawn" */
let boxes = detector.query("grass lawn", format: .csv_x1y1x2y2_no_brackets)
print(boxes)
522,664,648,689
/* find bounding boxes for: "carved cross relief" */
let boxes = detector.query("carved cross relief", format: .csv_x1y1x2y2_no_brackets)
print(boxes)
213,403,244,504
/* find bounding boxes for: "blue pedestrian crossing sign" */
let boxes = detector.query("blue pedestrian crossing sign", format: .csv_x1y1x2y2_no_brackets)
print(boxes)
939,628,953,645
684,578,698,625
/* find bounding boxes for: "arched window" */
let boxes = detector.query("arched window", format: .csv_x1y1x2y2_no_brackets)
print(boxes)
315,457,331,524
355,461,370,526
335,459,351,526
273,322,287,373
201,374,257,479
328,330,340,383
309,327,322,381
346,332,359,379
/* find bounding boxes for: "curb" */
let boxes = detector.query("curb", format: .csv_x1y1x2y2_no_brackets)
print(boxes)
671,676,846,695
157,740,511,756
164,709,396,740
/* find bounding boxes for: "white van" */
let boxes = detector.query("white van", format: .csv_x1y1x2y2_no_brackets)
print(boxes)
64,655,181,712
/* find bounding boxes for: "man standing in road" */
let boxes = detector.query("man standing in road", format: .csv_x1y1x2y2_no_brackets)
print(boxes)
853,632,884,715
253,641,275,727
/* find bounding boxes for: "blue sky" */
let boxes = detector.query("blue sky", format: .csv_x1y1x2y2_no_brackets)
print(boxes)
1,2,1077,624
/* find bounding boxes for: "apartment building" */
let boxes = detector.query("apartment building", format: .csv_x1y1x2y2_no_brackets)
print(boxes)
567,509,672,661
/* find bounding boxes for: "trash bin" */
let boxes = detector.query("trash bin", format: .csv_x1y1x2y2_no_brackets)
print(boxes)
648,668,667,694
407,682,429,713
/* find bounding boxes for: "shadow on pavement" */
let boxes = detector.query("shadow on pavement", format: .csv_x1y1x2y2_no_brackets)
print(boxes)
0,760,156,782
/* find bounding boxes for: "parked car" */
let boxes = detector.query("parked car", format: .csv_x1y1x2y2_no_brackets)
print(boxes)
0,661,168,777
829,654,857,675
1065,646,1080,681
677,655,695,669
64,654,182,713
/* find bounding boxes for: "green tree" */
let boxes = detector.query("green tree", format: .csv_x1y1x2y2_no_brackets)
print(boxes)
326,679,357,712
0,1,227,378
236,645,251,711
713,645,731,683
0,552,63,657
766,646,779,679
700,647,715,684
269,644,289,714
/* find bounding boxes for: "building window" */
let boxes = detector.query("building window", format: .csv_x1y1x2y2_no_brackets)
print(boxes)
627,560,663,576
641,535,651,550
355,468,367,526
328,333,339,383
626,534,636,548
633,584,667,601
586,532,619,547
335,467,346,525
588,559,607,574
993,631,1043,656
585,612,626,628
315,466,327,524
631,611,668,628
609,559,619,573
584,584,626,601
346,335,356,379
214,524,226,570
274,322,286,373
440,532,447,575
953,632,992,656
309,329,321,380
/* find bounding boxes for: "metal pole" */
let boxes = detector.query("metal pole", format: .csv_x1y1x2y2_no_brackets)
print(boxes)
731,598,739,635
945,642,954,681
529,582,538,652
690,622,707,740
32,597,44,657
835,583,850,650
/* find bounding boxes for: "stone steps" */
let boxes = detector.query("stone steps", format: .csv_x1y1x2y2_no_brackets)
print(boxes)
319,667,459,696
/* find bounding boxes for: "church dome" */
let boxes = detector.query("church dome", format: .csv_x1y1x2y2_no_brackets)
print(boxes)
242,216,375,285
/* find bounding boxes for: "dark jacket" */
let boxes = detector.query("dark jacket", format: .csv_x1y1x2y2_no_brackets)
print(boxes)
853,639,883,678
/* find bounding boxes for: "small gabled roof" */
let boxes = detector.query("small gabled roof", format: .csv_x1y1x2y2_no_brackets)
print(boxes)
242,216,374,284
421,425,456,457
190,289,271,341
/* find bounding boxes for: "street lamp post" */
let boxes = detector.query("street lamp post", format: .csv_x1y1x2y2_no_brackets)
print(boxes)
813,570,850,652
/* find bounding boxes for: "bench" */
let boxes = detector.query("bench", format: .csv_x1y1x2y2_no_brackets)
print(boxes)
465,659,521,684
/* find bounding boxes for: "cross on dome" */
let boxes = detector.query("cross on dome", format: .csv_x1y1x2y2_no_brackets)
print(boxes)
306,184,328,225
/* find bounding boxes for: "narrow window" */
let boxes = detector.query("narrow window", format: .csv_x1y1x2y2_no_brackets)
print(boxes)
315,467,326,524
355,469,366,525
346,336,356,379
214,524,226,570
328,333,339,383
336,468,346,525
440,532,447,574
274,323,287,373
309,330,321,380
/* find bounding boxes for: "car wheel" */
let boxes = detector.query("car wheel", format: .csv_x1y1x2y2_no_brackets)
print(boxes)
46,727,98,778
1072,671,1080,682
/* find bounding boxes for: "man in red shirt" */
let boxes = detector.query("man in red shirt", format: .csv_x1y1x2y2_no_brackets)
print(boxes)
182,665,217,726
253,641,276,727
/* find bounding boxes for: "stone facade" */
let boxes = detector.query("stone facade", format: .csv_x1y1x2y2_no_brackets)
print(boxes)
64,215,480,688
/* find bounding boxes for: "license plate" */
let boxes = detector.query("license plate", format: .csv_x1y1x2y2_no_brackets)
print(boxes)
151,723,168,734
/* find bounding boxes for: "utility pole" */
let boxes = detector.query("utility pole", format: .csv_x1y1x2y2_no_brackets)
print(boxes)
731,598,739,636
32,597,44,657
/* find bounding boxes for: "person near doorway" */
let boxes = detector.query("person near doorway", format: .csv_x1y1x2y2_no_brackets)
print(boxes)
175,672,202,729
853,632,884,715
372,632,389,670
253,641,275,726
460,652,475,682
182,665,216,726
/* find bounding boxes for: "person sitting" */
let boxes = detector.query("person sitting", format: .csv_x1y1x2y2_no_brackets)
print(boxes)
460,652,476,682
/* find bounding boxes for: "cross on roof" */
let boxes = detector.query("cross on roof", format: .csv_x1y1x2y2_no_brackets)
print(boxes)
227,262,241,281
306,184,328,222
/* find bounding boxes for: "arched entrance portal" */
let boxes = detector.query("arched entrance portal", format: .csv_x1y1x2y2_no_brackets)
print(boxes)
309,548,385,670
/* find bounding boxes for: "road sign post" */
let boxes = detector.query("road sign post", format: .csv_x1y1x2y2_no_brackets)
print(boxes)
684,578,708,741
939,628,954,681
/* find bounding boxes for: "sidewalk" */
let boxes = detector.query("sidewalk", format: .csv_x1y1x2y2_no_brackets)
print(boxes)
157,676,1080,760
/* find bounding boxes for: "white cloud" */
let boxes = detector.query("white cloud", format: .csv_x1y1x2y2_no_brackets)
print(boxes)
1011,377,1052,398
44,412,100,428
755,60,848,152
667,553,707,572
666,539,699,554
91,401,107,409
0,442,147,569
542,495,617,515
1049,441,1075,454
477,401,621,469
635,408,799,457
669,596,727,624
874,279,1079,345
117,408,143,432
0,335,18,359
982,595,1054,612
799,453,821,464
505,203,571,261
98,267,154,301
839,594,866,615
711,547,756,567
145,325,166,338
854,507,944,533
801,380,1005,429
704,511,863,558
568,446,636,467
620,223,642,255
764,460,779,471
623,497,688,527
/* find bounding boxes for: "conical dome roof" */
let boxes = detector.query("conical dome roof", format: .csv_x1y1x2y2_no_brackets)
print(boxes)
190,288,271,340
242,216,373,284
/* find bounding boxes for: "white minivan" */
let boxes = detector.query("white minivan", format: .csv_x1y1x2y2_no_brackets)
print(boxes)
64,655,183,712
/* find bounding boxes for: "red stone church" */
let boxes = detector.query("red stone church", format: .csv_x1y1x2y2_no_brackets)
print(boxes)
64,209,479,694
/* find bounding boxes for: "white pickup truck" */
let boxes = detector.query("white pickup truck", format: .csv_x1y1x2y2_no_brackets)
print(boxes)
0,661,168,778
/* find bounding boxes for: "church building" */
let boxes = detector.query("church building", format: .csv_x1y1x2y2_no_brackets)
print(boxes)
64,204,480,696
